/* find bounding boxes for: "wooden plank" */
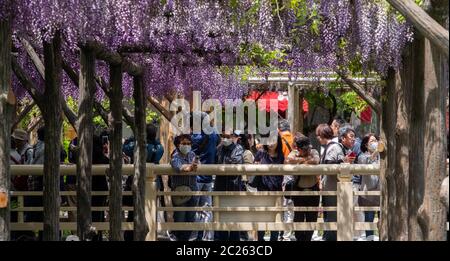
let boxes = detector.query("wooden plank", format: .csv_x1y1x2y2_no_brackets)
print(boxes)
10,164,381,176
10,191,133,196
354,191,381,196
354,207,380,212
354,222,379,231
158,222,337,231
12,207,134,211
386,0,449,58
157,207,337,212
11,222,134,231
156,191,338,196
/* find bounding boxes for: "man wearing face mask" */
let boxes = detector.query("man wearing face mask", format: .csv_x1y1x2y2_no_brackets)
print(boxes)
170,134,199,241
214,131,244,241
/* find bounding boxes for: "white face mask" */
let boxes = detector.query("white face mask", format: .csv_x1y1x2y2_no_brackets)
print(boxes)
369,142,378,152
222,138,232,147
179,145,191,155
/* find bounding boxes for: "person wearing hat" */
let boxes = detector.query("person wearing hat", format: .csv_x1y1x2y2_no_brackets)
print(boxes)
11,129,33,164
284,134,320,241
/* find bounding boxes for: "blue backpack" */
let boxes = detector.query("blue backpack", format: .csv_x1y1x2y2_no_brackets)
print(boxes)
122,137,164,164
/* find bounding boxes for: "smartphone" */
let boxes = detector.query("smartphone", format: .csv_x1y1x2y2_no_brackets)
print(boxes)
102,135,109,144
193,156,200,163
348,151,356,158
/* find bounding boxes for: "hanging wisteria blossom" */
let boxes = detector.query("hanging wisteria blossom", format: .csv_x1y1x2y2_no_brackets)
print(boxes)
1,0,413,100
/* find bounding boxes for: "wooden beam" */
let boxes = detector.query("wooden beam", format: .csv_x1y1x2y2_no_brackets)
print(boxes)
11,57,43,106
84,41,143,77
20,38,77,130
337,72,382,114
386,0,449,58
148,96,173,121
27,116,42,132
63,59,135,130
93,101,108,125
12,101,35,130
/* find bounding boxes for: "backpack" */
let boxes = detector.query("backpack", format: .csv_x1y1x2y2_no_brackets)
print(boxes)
122,137,136,163
320,141,344,164
146,142,163,163
20,147,34,164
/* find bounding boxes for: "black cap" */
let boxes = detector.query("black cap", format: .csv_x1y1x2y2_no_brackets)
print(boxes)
295,136,311,151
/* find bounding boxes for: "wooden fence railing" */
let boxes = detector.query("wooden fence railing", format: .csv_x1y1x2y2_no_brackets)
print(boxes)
10,164,382,241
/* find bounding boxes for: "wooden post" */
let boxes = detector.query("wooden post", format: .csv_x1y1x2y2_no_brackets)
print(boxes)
145,164,157,241
76,46,96,240
0,19,12,241
109,64,123,241
337,166,354,241
213,196,220,223
18,196,24,223
42,31,63,241
288,83,300,133
275,196,283,223
133,76,148,241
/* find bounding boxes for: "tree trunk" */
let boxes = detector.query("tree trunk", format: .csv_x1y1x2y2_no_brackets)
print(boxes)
0,19,12,242
379,68,398,241
109,64,123,241
76,47,96,240
409,2,448,241
380,63,412,241
133,76,148,241
42,32,62,241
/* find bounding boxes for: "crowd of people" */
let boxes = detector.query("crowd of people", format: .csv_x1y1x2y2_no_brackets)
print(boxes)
165,114,381,241
8,115,383,241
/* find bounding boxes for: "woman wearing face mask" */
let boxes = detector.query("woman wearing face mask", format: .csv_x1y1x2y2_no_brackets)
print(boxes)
357,133,380,240
170,134,199,241
214,131,244,241
255,134,285,241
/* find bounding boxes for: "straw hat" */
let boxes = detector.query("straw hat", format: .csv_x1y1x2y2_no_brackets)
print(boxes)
11,129,28,141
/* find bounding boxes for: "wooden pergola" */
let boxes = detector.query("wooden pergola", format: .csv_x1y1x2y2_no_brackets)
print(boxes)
0,0,449,241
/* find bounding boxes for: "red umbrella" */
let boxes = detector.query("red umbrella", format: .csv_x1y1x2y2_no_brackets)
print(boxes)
246,90,308,113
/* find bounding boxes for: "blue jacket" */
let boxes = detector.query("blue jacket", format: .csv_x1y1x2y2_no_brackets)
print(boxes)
191,132,219,183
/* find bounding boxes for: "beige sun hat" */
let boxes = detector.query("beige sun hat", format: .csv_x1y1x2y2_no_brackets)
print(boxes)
11,129,29,141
